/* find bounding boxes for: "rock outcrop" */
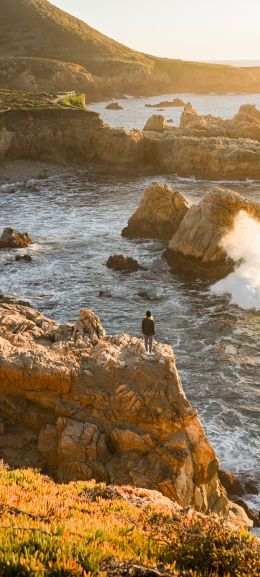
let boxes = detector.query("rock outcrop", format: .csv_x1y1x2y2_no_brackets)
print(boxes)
2,105,260,179
143,115,167,132
0,300,251,528
164,188,260,279
0,227,32,249
145,99,186,108
106,102,123,110
106,254,142,272
179,102,260,142
122,182,189,240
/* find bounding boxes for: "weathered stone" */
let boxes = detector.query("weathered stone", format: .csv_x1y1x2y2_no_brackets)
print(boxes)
143,115,167,132
0,299,252,528
122,182,189,239
0,228,32,249
164,188,260,279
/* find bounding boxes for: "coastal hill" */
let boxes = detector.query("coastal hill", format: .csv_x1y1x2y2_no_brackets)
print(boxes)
1,0,260,98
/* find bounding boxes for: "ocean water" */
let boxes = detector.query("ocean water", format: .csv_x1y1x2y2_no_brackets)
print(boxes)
88,92,260,131
0,163,259,509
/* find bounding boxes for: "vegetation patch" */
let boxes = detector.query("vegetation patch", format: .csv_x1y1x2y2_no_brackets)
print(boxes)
0,465,259,576
0,89,87,112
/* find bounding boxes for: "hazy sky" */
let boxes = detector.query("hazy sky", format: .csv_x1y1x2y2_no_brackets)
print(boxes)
51,0,260,61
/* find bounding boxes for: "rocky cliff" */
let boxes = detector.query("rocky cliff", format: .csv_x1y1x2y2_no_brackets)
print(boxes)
0,298,251,528
2,106,260,179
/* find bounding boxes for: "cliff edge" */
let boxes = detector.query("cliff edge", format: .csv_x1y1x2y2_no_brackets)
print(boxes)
0,298,251,528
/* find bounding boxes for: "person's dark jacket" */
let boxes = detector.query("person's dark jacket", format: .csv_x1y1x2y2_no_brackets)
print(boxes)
142,317,156,336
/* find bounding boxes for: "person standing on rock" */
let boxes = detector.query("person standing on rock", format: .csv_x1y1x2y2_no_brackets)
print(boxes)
142,311,156,355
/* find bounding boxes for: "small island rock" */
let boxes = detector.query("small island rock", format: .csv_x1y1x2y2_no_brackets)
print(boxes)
106,254,141,272
106,102,123,110
0,227,32,249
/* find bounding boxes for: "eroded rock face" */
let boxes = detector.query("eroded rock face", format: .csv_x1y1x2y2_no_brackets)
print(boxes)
0,227,32,249
0,300,251,527
143,115,167,132
179,102,260,142
122,182,189,240
106,254,142,272
164,188,260,279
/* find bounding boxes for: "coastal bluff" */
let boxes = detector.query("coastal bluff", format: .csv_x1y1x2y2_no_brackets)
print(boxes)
0,297,251,528
2,103,260,179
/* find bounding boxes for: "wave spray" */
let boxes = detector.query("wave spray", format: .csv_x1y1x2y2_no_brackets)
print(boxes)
211,210,260,310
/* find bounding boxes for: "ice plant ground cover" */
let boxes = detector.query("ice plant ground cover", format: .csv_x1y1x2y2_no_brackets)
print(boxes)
0,464,259,577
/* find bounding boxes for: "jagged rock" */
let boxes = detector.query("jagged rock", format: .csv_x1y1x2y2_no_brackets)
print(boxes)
164,188,260,279
0,227,32,249
122,182,189,240
15,254,32,262
143,115,167,132
180,103,198,127
0,301,252,528
237,104,260,121
106,102,123,110
106,254,142,272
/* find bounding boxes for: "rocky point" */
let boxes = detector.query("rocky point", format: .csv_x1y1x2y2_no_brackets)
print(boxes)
0,298,251,528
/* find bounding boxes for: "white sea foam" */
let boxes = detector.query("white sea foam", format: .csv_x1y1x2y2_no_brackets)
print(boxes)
212,211,260,310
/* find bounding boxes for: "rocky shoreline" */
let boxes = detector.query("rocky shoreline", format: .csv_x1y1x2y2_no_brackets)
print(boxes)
1,104,260,180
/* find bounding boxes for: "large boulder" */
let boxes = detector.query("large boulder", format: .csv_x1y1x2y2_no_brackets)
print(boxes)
143,114,167,132
122,182,189,240
0,227,32,249
164,188,260,279
0,300,251,528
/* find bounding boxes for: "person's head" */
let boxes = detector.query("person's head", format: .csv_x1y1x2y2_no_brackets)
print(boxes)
146,310,152,318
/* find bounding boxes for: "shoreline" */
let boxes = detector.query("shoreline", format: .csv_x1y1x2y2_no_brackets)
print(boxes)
0,159,72,185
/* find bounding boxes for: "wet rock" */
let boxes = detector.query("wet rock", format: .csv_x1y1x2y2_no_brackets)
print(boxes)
143,115,167,132
164,188,260,279
233,498,260,527
106,102,123,110
15,254,32,262
106,254,142,272
0,227,32,249
122,182,189,240
98,290,112,298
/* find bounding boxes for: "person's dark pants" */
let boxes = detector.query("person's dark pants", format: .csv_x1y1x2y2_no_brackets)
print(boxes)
144,335,153,353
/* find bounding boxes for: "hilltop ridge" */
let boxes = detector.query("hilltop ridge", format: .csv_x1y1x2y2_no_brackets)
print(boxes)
1,0,260,98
